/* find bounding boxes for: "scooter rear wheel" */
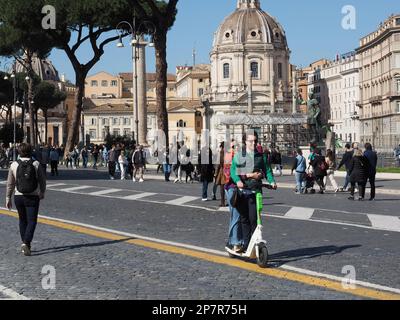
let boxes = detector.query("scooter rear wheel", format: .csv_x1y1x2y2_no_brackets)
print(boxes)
257,243,269,268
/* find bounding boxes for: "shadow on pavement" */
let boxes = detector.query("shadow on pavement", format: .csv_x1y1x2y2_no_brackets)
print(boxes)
31,237,136,256
268,245,361,268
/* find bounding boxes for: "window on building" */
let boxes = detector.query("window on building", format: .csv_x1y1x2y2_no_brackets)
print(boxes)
89,130,96,139
101,80,108,87
278,63,283,79
199,79,203,83
113,129,120,136
396,18,400,26
113,118,120,125
394,53,400,68
177,120,186,128
91,118,96,125
397,101,400,113
91,80,98,87
223,63,230,79
123,118,131,125
396,78,400,93
250,62,259,78
123,129,131,136
198,88,204,97
111,80,118,87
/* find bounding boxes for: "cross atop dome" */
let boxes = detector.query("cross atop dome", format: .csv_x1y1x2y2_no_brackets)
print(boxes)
237,0,260,9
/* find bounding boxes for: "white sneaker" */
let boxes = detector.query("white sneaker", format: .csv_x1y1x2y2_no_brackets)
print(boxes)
132,178,137,182
202,198,208,202
139,178,144,183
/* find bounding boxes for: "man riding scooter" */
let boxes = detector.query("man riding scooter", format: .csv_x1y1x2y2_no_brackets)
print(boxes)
229,131,277,253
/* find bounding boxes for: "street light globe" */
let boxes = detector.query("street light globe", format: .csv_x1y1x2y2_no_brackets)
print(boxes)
117,41,124,48
3,75,8,80
131,39,138,46
148,42,155,47
25,76,30,81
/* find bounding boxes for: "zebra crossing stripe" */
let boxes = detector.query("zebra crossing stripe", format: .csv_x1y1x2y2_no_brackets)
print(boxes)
88,189,123,196
121,193,157,200
284,207,315,220
165,196,199,205
367,214,400,232
60,186,93,193
47,183,68,188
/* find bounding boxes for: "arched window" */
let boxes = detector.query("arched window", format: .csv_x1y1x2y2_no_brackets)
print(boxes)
223,63,230,79
250,62,259,78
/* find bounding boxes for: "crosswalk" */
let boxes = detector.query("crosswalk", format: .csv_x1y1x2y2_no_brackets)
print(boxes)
1,180,400,233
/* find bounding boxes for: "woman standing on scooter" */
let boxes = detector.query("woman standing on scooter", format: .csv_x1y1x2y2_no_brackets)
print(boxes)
230,131,277,251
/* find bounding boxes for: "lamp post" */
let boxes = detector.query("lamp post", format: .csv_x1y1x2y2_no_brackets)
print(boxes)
3,61,18,161
116,15,156,145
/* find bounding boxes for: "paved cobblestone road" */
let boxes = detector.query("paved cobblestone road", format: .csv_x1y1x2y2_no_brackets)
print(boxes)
1,169,399,300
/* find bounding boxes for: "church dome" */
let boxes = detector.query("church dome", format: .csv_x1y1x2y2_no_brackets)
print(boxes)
213,0,288,49
15,54,60,82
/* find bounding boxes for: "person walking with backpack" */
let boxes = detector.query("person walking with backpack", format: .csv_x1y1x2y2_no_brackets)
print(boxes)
5,143,46,256
364,143,378,201
291,148,306,194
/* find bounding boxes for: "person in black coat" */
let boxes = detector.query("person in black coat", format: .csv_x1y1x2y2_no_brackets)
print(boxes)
348,149,369,201
199,146,215,201
363,143,378,201
309,149,328,194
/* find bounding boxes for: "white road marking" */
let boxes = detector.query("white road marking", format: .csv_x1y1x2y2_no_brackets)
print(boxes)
368,215,400,232
88,189,123,196
60,186,93,193
10,212,400,296
121,192,157,200
284,207,315,220
0,285,30,300
43,183,400,233
47,183,68,188
165,196,199,205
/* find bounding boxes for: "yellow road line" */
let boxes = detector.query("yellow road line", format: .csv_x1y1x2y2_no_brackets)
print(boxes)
1,209,399,300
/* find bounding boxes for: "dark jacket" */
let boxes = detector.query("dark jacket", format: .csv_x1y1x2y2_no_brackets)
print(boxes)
310,155,327,177
337,150,354,171
199,147,214,183
349,156,369,183
364,150,377,176
133,150,146,166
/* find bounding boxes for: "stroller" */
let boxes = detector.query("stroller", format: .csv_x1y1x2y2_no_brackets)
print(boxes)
304,172,316,194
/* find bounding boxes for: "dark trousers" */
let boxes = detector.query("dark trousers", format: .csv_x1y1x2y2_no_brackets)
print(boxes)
367,174,376,200
14,195,40,247
237,190,257,248
50,161,58,176
108,161,116,177
315,176,325,192
202,180,210,199
351,182,366,199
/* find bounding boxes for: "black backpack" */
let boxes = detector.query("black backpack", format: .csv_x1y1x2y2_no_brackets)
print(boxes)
16,160,38,194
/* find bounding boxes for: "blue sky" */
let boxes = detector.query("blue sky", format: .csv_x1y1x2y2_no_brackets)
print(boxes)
48,0,400,82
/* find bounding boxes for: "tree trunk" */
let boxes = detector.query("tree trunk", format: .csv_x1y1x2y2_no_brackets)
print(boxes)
44,109,48,145
64,74,85,155
154,31,169,147
27,78,35,146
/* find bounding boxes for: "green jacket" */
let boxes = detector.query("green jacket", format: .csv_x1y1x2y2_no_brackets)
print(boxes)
230,149,275,191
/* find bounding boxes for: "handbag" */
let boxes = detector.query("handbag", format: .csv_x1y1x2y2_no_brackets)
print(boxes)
230,187,241,208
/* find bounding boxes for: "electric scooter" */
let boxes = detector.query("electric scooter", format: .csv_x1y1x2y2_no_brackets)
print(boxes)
225,184,276,268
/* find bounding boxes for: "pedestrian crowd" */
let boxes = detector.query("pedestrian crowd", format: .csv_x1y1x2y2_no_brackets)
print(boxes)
291,142,378,201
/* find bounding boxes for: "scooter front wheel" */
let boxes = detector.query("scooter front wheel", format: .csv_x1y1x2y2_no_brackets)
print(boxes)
256,243,269,268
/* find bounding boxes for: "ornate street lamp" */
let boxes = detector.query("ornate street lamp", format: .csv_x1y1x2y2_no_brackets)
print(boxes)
116,14,156,145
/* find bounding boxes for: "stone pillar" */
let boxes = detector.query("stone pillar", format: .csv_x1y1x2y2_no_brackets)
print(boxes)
137,42,147,145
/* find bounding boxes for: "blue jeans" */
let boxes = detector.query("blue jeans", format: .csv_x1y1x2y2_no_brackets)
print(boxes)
202,180,210,199
163,164,171,181
225,189,243,246
295,172,306,193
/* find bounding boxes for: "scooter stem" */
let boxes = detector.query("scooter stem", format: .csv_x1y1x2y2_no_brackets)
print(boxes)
256,192,263,226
